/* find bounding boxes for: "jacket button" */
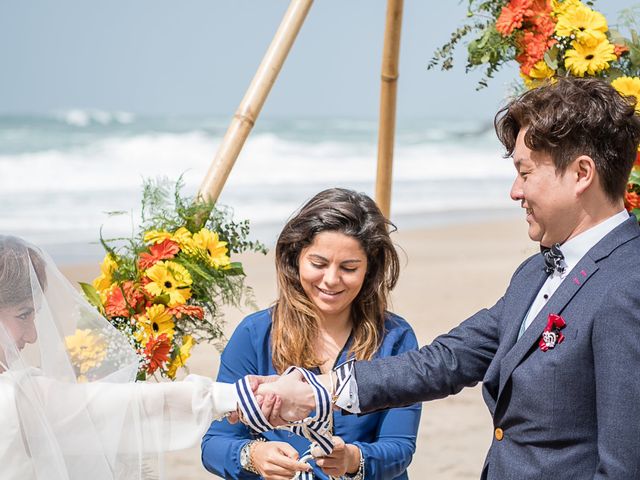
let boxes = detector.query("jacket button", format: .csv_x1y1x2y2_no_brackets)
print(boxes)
495,428,504,441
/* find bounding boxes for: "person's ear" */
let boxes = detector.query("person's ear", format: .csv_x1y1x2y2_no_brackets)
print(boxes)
573,155,596,195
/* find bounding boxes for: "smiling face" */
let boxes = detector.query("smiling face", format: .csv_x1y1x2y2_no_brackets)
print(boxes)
509,128,581,246
298,231,368,325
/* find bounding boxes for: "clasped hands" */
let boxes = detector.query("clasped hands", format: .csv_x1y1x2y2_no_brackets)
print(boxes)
230,371,361,479
229,369,319,427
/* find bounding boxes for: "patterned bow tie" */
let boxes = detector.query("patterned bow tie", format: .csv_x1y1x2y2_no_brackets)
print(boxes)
541,243,565,275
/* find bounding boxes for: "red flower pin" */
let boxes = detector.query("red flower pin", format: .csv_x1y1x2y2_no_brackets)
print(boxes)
539,313,566,352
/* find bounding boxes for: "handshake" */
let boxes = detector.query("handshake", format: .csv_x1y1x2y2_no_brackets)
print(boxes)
227,367,363,479
233,367,336,427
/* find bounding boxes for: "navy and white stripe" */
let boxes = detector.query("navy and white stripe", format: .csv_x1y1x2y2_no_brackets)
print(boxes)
333,359,355,400
234,367,337,478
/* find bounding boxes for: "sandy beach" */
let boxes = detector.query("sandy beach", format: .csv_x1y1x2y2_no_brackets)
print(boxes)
61,217,537,479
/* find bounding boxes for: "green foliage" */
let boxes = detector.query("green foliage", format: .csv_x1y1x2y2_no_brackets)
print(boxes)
429,0,640,89
429,1,514,88
90,177,267,379
79,282,104,314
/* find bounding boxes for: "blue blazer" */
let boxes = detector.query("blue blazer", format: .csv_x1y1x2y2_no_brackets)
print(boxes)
201,309,421,479
353,216,640,479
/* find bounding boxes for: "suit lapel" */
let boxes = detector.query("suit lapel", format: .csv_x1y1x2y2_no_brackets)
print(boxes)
501,263,547,352
497,256,598,398
496,215,640,401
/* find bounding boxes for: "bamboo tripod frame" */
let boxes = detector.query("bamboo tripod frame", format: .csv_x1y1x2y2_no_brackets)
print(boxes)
375,0,404,219
198,0,313,202
199,0,404,220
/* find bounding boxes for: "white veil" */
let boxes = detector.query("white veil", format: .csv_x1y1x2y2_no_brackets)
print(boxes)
0,236,222,480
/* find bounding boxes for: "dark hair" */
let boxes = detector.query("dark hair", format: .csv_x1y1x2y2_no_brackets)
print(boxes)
0,236,47,308
495,77,640,201
271,188,399,373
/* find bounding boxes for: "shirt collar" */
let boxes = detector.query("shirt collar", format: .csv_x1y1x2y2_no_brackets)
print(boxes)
558,210,629,274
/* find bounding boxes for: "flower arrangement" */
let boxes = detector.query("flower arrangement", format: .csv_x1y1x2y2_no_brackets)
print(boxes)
80,179,265,380
429,0,640,221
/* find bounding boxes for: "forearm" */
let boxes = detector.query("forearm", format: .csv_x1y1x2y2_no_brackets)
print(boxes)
354,307,500,413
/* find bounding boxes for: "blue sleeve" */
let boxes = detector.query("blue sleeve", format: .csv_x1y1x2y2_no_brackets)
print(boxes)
352,324,422,479
201,317,261,479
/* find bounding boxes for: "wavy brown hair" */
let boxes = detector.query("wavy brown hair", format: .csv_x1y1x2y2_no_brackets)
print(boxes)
495,77,640,202
271,188,400,373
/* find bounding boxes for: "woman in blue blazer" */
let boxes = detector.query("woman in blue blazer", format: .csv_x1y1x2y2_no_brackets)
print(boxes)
201,188,421,480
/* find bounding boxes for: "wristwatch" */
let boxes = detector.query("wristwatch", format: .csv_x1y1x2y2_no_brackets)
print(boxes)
240,439,263,474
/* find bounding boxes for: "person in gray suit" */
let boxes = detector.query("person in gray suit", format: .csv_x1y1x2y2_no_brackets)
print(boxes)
255,77,640,479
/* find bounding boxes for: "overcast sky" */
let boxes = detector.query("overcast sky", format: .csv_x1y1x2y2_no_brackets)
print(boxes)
0,0,634,119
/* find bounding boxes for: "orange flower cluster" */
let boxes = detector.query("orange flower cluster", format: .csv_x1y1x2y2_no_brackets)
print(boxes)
497,0,556,75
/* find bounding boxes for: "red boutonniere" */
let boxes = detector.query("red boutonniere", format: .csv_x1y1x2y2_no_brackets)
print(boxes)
539,313,566,352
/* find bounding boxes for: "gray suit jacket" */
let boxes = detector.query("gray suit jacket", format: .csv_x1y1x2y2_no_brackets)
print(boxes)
354,216,640,479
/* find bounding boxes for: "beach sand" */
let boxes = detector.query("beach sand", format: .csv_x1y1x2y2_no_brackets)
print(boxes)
61,217,536,479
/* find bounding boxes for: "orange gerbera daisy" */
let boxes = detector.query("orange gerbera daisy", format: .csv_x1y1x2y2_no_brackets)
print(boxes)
625,190,640,211
496,0,533,36
144,333,171,374
614,44,630,58
105,281,146,319
517,30,555,75
138,239,180,270
167,304,205,320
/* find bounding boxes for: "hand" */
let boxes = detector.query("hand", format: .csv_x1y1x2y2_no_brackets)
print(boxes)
251,441,311,480
314,436,361,478
255,370,315,423
229,375,282,425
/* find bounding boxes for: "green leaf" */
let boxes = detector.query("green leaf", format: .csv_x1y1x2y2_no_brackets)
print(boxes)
224,262,245,276
151,294,171,305
79,282,105,314
628,168,640,185
543,47,559,70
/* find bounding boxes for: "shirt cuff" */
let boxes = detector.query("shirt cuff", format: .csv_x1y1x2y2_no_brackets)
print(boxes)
334,360,361,414
212,382,239,414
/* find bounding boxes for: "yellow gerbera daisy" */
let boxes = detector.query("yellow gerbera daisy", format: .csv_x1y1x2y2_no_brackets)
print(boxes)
144,229,173,245
170,227,195,249
92,254,117,293
521,60,556,89
144,260,192,306
611,77,640,113
65,329,107,375
552,0,582,17
564,40,616,77
191,228,231,269
167,335,195,379
134,304,175,346
555,4,608,47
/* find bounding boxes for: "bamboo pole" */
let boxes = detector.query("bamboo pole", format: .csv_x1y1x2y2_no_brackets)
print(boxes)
198,0,313,203
375,0,404,219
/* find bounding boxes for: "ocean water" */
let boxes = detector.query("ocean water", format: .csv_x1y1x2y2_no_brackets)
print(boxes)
0,111,520,262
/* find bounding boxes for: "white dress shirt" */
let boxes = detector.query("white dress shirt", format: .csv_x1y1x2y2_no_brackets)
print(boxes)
337,210,630,414
520,209,628,334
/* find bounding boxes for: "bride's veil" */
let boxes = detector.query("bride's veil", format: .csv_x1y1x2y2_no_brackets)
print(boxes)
0,236,166,479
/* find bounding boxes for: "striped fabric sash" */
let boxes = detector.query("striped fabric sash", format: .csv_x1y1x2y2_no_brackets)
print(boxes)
235,366,335,479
